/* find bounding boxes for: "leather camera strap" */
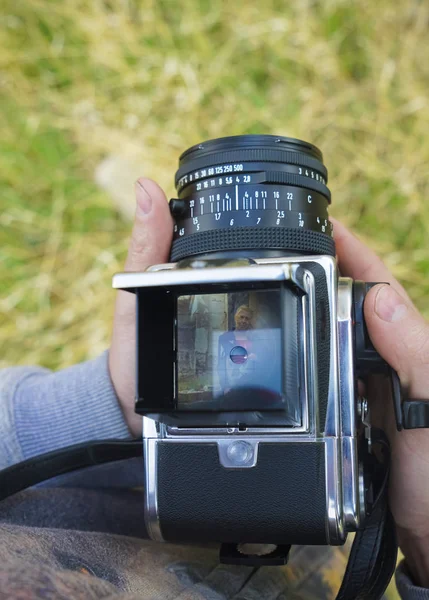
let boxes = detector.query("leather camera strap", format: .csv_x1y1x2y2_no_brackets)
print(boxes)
336,429,397,600
0,439,143,501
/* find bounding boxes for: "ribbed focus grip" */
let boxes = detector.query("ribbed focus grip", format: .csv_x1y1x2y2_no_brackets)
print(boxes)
171,227,336,262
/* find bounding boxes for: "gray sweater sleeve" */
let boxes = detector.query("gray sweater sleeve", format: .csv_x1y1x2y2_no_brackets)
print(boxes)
0,350,132,469
397,561,429,600
2,353,429,599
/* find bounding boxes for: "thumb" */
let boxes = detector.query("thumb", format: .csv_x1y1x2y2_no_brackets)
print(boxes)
109,178,173,435
114,178,173,323
364,284,429,399
124,178,173,272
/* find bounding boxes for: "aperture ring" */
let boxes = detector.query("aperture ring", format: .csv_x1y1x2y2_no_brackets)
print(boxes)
171,227,335,262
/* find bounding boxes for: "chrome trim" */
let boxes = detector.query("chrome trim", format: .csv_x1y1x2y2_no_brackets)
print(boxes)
143,417,163,542
298,268,317,434
166,427,312,436
161,435,324,443
342,437,360,531
337,278,356,437
113,263,294,290
325,437,345,544
337,278,361,531
358,462,366,525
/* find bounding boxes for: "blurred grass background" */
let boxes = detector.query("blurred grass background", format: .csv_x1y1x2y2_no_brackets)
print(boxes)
1,1,428,596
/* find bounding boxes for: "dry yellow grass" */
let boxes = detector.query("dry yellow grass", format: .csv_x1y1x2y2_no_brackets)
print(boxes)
1,1,428,596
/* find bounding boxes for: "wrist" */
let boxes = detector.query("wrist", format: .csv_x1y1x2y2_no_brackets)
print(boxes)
398,528,429,588
123,407,143,438
107,350,142,438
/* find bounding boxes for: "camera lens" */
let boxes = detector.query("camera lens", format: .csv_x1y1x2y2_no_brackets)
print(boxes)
170,134,334,262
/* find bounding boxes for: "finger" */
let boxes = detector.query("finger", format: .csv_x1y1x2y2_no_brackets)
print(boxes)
364,283,429,399
331,217,408,298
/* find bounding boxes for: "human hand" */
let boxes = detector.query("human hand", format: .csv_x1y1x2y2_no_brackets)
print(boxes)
109,179,173,437
333,218,429,587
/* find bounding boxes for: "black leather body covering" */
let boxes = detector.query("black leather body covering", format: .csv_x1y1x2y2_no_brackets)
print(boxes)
157,441,328,545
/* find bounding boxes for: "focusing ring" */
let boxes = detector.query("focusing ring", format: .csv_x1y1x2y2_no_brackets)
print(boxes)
171,227,336,262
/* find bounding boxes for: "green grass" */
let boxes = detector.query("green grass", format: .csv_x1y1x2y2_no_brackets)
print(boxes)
1,2,428,595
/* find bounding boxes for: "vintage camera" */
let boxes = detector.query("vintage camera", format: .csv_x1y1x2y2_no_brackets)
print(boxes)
112,135,399,560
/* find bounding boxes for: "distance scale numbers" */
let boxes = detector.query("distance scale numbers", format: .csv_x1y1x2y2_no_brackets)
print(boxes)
173,184,332,238
176,164,326,192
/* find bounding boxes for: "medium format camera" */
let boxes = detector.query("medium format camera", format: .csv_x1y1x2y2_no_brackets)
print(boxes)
112,135,416,562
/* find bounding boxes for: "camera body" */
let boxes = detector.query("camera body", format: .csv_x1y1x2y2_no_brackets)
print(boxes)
113,135,391,552
114,255,371,547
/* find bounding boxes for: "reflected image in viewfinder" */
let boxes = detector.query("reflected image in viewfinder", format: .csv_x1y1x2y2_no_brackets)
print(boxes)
176,289,301,425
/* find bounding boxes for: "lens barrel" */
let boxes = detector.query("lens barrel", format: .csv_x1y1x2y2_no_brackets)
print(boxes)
170,135,334,262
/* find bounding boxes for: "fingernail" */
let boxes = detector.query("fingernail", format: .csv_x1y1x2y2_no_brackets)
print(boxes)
375,284,408,323
135,180,152,215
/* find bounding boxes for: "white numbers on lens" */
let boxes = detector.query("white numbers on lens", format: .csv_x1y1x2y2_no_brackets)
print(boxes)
230,219,234,226
179,228,185,236
243,175,250,183
299,167,302,175
277,210,285,218
257,217,261,224
174,224,178,232
246,210,250,217
287,192,293,199
276,218,280,225
273,191,280,198
215,213,221,220
193,217,198,225
308,195,312,203
190,200,195,208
